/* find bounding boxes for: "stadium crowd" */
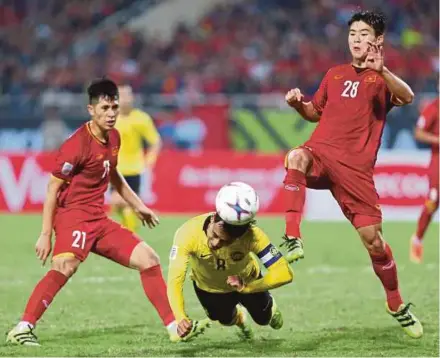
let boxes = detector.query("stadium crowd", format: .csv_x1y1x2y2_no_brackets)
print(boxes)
1,0,438,98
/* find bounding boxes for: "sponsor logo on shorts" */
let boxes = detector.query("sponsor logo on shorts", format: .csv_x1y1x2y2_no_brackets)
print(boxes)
112,146,119,156
96,154,104,160
284,184,299,191
61,162,73,175
169,245,178,260
230,251,245,261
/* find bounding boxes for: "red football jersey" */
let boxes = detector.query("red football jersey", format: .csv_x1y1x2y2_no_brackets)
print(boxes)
416,97,439,156
52,122,120,225
307,64,397,170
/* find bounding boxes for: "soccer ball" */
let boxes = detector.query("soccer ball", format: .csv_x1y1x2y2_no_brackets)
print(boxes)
215,182,260,226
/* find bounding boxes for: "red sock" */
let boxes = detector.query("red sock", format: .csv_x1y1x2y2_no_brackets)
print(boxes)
415,201,437,240
369,243,403,311
140,265,175,326
22,270,68,325
283,169,306,238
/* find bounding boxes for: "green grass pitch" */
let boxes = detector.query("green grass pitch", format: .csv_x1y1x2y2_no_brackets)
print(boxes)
0,214,438,357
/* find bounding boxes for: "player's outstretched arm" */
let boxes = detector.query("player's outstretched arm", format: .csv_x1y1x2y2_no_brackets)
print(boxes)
234,229,294,293
380,67,414,105
233,259,294,294
366,41,414,105
139,113,162,169
414,127,439,145
167,228,194,336
37,175,65,265
145,139,162,169
286,88,321,122
110,169,159,228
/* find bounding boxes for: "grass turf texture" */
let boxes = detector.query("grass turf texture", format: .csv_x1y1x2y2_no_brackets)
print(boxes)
0,214,438,357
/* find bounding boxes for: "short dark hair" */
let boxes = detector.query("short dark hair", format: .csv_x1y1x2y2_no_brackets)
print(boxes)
87,78,119,104
348,10,386,36
214,213,254,238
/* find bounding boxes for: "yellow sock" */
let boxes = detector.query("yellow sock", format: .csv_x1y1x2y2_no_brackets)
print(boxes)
235,309,245,327
122,207,139,232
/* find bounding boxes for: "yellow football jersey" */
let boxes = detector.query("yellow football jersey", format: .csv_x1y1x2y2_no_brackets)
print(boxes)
115,109,160,176
167,213,293,321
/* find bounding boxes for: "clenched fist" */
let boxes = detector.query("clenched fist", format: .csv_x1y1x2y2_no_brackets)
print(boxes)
227,275,244,291
285,88,304,108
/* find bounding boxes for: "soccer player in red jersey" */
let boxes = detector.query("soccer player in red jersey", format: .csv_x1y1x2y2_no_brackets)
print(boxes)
410,96,439,263
282,10,423,338
6,79,209,346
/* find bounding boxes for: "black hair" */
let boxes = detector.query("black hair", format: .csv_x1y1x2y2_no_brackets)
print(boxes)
348,10,386,37
213,213,255,238
87,78,119,104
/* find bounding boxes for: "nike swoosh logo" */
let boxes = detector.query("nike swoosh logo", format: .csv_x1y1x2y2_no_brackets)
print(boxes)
284,184,299,191
382,260,395,270
200,254,212,258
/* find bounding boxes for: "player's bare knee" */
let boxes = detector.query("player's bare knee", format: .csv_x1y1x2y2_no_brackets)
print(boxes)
287,149,311,173
358,225,384,253
130,242,160,271
51,257,80,277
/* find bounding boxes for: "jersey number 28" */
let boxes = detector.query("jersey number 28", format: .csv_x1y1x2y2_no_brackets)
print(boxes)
341,80,360,98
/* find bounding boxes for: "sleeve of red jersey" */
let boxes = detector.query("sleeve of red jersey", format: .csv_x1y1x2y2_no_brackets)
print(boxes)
52,136,82,182
416,103,436,132
311,70,331,115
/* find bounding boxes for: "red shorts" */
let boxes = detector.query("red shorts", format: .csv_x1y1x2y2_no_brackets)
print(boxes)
52,217,142,266
286,145,382,228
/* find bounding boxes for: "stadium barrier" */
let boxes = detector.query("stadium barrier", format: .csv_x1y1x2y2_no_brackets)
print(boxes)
0,150,435,221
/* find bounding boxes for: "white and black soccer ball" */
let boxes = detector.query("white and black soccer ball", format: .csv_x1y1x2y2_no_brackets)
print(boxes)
215,182,260,226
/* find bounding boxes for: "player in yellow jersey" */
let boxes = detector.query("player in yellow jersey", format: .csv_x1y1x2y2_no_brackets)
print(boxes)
111,84,162,232
167,203,294,340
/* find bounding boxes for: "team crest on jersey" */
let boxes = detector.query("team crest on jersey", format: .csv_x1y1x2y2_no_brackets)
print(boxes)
61,162,73,175
112,146,119,156
230,251,245,262
365,75,377,83
334,75,344,79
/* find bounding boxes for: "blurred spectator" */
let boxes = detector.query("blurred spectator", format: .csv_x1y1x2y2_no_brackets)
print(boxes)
174,109,207,151
40,107,70,151
0,0,438,98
